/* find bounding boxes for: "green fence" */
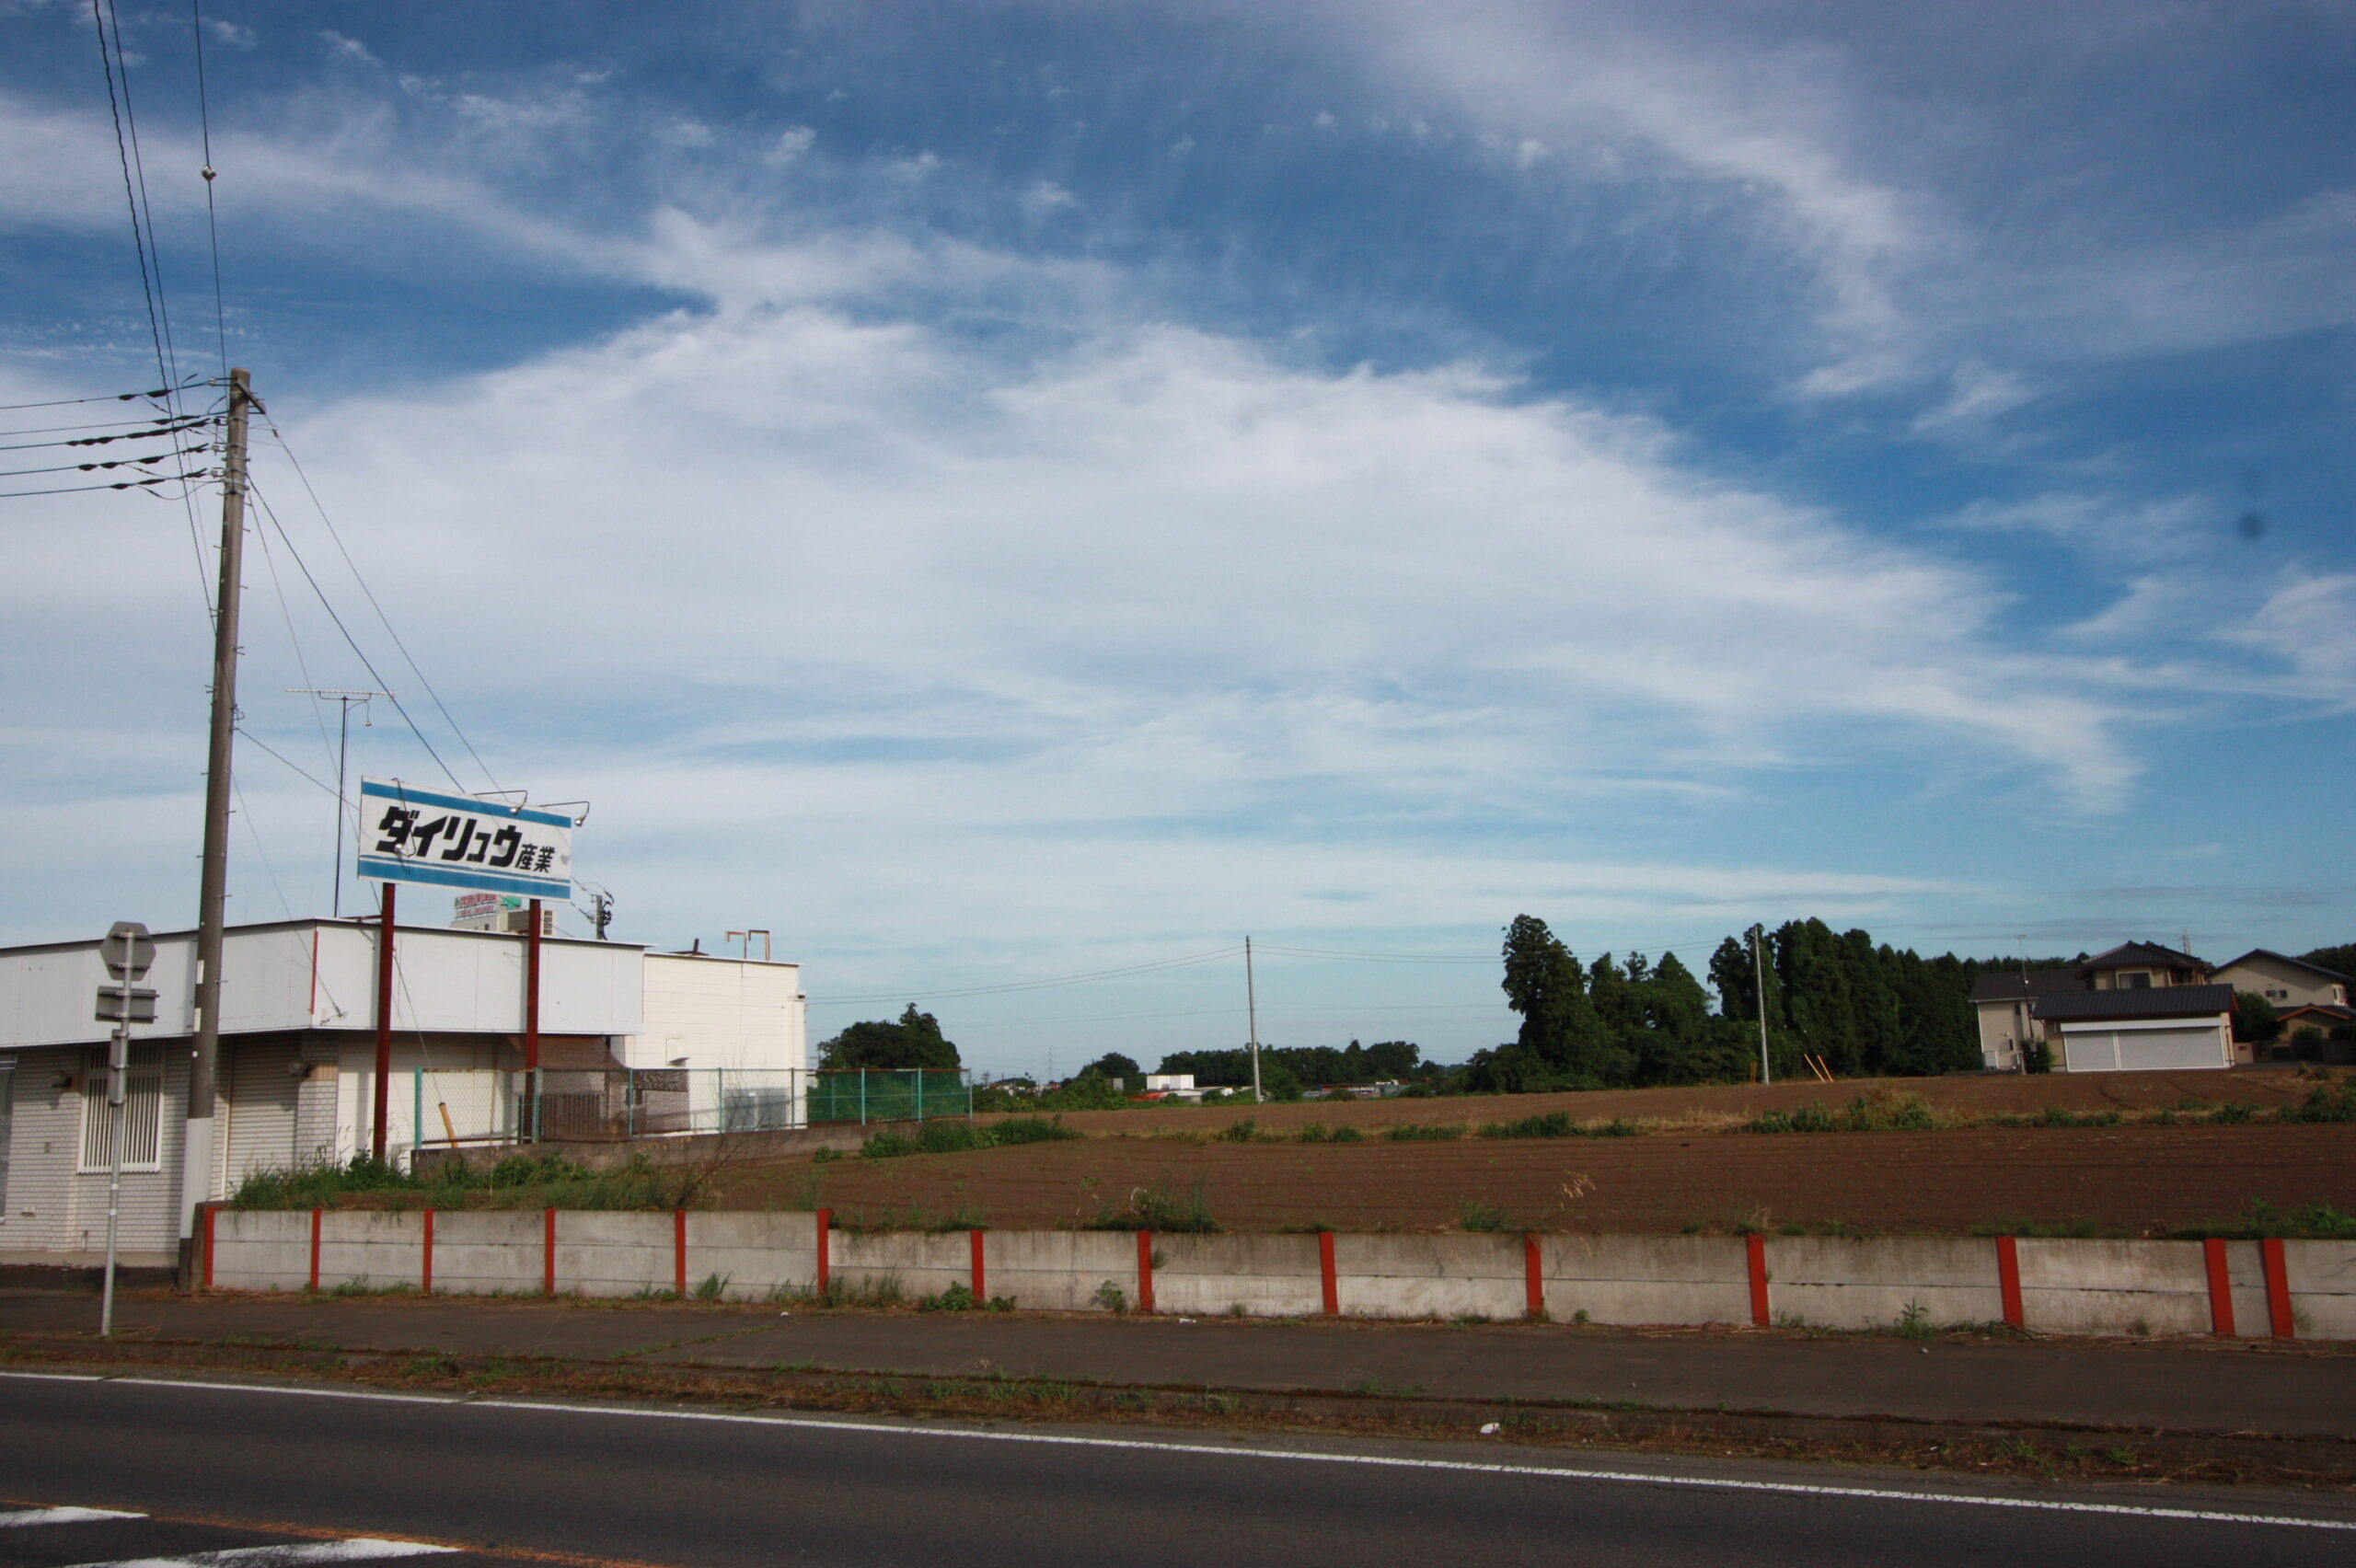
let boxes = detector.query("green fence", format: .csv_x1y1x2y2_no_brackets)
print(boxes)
805,1068,972,1125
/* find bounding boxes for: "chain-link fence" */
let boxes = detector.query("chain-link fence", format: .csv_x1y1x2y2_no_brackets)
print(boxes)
405,1066,972,1154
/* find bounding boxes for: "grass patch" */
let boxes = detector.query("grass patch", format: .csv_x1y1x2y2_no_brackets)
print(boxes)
2168,1199,2356,1240
858,1115,1080,1160
1458,1198,1505,1232
1385,1122,1465,1141
1080,1181,1219,1233
226,1152,713,1212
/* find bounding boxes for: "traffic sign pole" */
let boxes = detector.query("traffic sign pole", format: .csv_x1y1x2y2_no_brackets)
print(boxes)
96,922,156,1337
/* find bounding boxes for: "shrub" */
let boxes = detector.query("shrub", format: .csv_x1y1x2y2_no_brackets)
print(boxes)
1329,1124,1365,1143
1217,1118,1259,1143
1386,1122,1465,1141
1458,1198,1504,1232
987,1115,1080,1145
2277,1080,2356,1124
1297,1123,1332,1144
859,1131,918,1159
1085,1182,1218,1233
1481,1112,1572,1139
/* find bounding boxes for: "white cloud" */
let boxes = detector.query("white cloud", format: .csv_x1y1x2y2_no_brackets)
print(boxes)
2224,575,2356,708
764,125,816,165
318,30,376,64
204,18,257,49
655,117,717,149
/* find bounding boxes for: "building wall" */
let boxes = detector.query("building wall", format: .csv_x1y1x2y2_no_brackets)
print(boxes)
1974,1000,2031,1069
0,1043,190,1265
2215,956,2350,1010
626,954,804,1074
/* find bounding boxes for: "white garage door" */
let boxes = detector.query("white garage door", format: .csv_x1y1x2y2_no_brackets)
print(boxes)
2118,1027,2225,1071
2062,1027,2222,1072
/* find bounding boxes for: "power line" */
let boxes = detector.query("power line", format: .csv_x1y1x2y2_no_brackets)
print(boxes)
0,444,207,478
0,470,208,499
259,425,504,796
189,0,229,377
245,475,470,792
0,387,187,412
89,1,177,405
0,419,217,453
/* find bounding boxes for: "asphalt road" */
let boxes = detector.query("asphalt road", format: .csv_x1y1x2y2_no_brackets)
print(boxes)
2,1373,2350,1568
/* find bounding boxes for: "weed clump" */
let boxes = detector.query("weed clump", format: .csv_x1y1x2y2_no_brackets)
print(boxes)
1081,1181,1219,1233
1385,1122,1465,1142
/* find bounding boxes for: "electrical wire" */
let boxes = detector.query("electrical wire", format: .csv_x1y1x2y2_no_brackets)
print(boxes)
0,470,208,499
0,419,217,453
0,387,186,412
247,475,470,792
0,444,207,478
234,728,341,798
189,0,229,377
258,424,504,796
246,502,344,782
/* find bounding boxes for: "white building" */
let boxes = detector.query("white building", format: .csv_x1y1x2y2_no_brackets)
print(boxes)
0,917,804,1265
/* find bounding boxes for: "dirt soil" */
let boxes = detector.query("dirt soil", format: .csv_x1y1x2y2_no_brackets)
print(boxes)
726,1121,2356,1236
989,1067,2323,1138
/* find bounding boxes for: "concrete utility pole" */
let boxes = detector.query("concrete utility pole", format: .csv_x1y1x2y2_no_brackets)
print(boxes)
1245,936,1263,1102
180,367,253,1286
1751,924,1771,1086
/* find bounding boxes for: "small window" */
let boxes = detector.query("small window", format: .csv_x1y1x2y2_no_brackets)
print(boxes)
2122,973,2151,989
78,1044,165,1174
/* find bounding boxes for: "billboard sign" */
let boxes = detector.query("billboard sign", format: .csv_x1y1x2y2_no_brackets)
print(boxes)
356,778,575,900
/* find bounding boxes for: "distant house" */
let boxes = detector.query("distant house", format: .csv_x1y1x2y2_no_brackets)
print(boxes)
1969,942,2234,1073
2212,950,2352,1009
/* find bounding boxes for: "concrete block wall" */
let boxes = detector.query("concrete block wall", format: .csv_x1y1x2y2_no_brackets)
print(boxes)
203,1214,2356,1342
1542,1235,1752,1326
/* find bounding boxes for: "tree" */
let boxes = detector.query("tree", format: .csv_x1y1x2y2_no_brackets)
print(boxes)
1083,1052,1140,1081
1480,915,1623,1091
2234,992,2281,1044
2301,943,2356,979
818,1005,960,1070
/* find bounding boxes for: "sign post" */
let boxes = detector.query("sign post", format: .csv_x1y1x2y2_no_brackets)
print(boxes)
95,921,156,1337
353,780,578,1152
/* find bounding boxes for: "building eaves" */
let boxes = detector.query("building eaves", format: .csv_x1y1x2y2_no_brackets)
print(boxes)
2031,985,2235,1021
2215,949,2353,985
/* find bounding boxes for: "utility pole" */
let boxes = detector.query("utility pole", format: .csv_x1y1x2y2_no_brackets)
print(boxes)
1751,924,1771,1086
180,367,254,1288
289,688,393,919
1245,936,1263,1102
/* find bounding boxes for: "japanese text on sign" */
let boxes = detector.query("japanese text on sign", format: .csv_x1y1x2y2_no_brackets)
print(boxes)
354,778,576,899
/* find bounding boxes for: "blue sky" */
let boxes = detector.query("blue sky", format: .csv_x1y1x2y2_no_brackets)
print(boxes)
3,1,2351,1078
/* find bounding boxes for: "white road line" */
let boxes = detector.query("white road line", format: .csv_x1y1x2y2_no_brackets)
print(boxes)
64,1539,458,1568
0,1508,146,1528
6,1370,2352,1535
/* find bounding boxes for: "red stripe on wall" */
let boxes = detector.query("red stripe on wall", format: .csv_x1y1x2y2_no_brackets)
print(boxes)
1523,1233,1543,1320
971,1228,987,1301
1995,1235,2023,1329
201,1205,216,1292
675,1209,688,1298
543,1207,557,1297
2262,1238,2294,1339
422,1208,434,1297
1136,1230,1156,1314
2204,1238,2236,1337
1745,1233,1770,1326
309,1208,322,1292
816,1209,831,1297
1319,1231,1339,1316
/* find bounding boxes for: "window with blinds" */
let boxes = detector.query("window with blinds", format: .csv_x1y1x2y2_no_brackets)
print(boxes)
78,1044,165,1173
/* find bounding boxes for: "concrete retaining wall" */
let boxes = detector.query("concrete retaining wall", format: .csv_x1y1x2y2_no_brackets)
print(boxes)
202,1211,2356,1342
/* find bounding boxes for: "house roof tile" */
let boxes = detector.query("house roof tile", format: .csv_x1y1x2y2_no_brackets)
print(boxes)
2031,985,2235,1021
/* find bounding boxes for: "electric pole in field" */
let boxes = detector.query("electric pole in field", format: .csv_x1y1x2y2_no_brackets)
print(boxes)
180,367,255,1288
1245,936,1263,1102
1751,923,1772,1086
289,687,393,919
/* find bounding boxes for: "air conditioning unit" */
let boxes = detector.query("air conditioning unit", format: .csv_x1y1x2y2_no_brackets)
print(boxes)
503,906,559,938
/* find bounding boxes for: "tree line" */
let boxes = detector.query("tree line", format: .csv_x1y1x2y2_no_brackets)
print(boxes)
1469,914,2006,1092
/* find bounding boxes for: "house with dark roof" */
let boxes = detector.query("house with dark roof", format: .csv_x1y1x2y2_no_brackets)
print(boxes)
2212,950,2351,1010
1969,942,2235,1073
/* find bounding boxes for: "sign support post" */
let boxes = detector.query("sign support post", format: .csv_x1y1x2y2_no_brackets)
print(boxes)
96,922,157,1336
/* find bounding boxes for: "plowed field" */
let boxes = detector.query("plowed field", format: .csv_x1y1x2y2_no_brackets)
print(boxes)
717,1069,2356,1234
732,1123,2356,1235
